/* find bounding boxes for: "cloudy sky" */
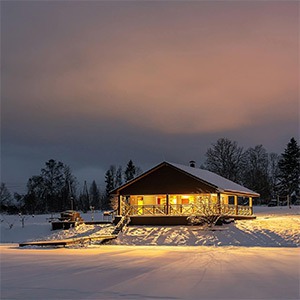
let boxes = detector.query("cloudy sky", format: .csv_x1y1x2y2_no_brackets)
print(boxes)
1,1,299,193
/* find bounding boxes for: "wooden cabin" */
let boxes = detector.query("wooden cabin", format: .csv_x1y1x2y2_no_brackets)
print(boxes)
111,162,259,225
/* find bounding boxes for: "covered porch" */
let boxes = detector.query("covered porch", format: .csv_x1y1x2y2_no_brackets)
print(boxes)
118,193,253,217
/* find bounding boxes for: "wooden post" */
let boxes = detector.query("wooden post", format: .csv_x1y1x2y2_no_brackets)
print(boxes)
234,195,238,215
217,193,221,214
249,197,253,215
166,194,169,215
118,195,121,215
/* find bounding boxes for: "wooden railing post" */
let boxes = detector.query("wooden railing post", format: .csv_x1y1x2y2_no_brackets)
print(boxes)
166,194,169,215
234,195,238,215
249,197,253,215
217,193,221,214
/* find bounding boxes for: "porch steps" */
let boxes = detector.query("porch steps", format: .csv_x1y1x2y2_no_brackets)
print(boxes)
112,215,130,235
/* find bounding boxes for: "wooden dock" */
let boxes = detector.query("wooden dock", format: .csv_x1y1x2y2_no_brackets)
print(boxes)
19,215,128,247
19,235,117,248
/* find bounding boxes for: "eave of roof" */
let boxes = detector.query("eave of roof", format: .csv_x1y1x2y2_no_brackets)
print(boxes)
110,161,260,197
167,162,260,197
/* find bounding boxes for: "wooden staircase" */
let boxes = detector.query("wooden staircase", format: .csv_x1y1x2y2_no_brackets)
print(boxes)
112,215,130,235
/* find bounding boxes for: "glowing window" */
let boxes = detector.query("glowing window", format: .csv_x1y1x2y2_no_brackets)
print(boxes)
182,198,189,205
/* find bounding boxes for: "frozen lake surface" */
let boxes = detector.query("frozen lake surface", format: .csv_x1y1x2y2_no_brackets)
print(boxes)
1,245,299,300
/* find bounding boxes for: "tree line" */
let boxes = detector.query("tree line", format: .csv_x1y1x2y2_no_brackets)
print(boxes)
0,159,141,214
203,137,299,202
1,137,299,214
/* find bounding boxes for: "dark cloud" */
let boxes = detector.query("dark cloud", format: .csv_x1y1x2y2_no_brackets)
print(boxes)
1,1,298,193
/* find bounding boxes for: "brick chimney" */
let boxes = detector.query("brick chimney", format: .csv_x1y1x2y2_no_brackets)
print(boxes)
189,160,196,168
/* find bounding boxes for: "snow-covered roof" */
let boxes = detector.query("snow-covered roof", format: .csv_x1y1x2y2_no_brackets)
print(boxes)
112,161,260,197
167,162,260,197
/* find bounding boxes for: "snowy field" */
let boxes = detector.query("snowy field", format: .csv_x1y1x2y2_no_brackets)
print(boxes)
1,207,299,247
1,207,300,299
0,211,114,244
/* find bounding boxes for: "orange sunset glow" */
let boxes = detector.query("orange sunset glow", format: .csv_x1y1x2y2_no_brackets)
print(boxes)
1,1,299,187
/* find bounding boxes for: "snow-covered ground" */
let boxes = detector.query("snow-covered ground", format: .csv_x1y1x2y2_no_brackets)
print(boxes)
114,206,300,247
0,211,114,244
1,207,299,299
1,206,299,247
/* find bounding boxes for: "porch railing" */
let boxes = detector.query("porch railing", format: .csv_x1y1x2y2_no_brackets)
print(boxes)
122,204,252,216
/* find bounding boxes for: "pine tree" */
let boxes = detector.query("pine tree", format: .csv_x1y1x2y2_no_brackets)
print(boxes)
124,160,136,182
277,137,300,196
115,166,123,187
79,180,90,212
104,165,116,209
89,180,101,210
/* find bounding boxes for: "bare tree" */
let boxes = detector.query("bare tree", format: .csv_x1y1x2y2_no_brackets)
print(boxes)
241,145,270,199
25,159,78,213
268,152,280,199
204,138,244,183
0,183,13,211
187,202,230,228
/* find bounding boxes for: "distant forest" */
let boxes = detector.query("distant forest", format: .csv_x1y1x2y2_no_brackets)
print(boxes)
1,137,299,214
